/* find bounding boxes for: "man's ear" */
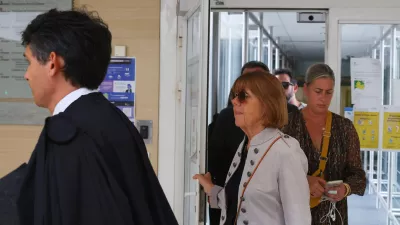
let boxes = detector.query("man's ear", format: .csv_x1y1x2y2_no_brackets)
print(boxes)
48,52,65,77
294,84,299,93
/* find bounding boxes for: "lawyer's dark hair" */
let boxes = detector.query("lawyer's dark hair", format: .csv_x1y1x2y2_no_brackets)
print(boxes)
22,8,112,89
240,61,270,74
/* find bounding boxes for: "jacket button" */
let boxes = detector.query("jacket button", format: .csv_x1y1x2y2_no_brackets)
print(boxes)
228,172,232,176
241,208,246,213
284,134,289,138
250,160,255,166
254,148,259,154
241,196,245,201
247,171,251,177
238,152,241,157
243,182,247,187
221,216,225,220
243,220,249,225
233,162,237,167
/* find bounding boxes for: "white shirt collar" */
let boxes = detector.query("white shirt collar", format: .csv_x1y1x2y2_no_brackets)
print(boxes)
53,88,97,116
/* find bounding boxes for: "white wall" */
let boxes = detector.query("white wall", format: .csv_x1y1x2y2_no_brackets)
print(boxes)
159,0,179,218
211,0,400,9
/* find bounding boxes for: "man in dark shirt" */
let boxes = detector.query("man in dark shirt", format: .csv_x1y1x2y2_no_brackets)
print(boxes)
207,61,298,225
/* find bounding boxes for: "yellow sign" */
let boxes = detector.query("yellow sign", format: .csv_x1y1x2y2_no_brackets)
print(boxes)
383,112,400,149
354,111,380,149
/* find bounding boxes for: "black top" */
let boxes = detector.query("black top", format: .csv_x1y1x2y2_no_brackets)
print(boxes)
224,139,248,225
17,93,178,225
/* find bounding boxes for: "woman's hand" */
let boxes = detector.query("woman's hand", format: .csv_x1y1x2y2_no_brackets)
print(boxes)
324,183,347,202
193,172,214,195
307,176,326,198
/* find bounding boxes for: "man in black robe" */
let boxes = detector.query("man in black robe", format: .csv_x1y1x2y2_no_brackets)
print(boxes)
16,8,178,225
207,61,298,225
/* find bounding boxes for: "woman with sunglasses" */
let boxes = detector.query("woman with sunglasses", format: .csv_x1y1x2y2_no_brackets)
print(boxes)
282,63,366,225
194,71,311,225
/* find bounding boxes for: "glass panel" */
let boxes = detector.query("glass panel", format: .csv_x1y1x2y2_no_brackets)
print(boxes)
262,33,268,65
340,23,400,224
248,16,259,61
184,8,202,225
216,12,244,110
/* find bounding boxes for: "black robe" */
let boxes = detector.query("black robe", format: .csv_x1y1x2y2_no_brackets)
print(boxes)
17,93,178,225
0,163,27,225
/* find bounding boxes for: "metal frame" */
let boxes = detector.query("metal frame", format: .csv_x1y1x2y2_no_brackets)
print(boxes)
210,12,220,119
267,26,273,68
357,24,400,225
258,13,263,61
242,12,249,64
247,11,293,67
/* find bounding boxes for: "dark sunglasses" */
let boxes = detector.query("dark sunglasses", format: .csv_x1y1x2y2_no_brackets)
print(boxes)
281,82,294,89
229,90,249,103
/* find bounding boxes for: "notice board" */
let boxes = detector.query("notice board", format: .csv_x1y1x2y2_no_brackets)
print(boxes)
99,57,136,122
0,0,72,125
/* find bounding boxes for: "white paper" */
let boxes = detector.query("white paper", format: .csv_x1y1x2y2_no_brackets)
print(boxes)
0,12,41,98
344,107,354,122
350,58,382,107
122,108,132,117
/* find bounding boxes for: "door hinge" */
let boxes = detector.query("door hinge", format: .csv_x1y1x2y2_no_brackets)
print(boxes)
177,20,184,48
176,81,183,101
178,36,183,48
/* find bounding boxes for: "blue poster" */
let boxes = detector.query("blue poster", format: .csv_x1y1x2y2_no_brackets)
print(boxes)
99,57,136,121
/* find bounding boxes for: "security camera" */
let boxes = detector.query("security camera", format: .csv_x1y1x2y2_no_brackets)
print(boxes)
297,12,326,23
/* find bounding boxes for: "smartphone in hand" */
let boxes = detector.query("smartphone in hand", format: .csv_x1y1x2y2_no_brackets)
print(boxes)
325,180,343,188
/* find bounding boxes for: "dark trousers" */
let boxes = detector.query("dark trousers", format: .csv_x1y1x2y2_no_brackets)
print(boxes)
209,208,221,225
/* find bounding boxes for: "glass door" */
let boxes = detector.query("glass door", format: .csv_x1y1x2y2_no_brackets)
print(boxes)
329,8,400,225
183,1,209,225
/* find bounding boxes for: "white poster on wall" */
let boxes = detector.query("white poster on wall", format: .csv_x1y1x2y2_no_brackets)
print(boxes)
0,12,41,98
350,58,382,107
0,0,73,99
344,107,354,122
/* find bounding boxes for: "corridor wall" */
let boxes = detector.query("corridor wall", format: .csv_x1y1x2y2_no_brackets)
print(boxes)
0,0,161,177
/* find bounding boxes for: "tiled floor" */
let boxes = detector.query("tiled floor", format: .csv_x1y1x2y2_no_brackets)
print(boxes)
348,187,389,225
205,186,391,225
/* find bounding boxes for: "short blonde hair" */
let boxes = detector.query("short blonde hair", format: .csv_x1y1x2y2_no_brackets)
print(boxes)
230,71,288,129
305,63,335,84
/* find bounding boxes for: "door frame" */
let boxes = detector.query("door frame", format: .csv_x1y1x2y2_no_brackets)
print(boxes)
326,7,400,225
177,1,211,225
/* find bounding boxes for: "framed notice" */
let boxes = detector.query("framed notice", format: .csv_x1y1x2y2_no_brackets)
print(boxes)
99,57,136,122
353,107,380,150
0,1,72,99
0,0,72,125
382,106,400,150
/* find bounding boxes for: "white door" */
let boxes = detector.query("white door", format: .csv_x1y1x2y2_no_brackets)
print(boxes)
327,8,400,225
182,1,210,225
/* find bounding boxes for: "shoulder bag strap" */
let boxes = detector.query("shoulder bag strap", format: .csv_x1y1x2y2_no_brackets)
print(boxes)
311,111,333,177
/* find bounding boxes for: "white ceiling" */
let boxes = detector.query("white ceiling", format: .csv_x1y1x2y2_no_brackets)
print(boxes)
260,12,393,61
261,12,325,60
217,11,396,61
